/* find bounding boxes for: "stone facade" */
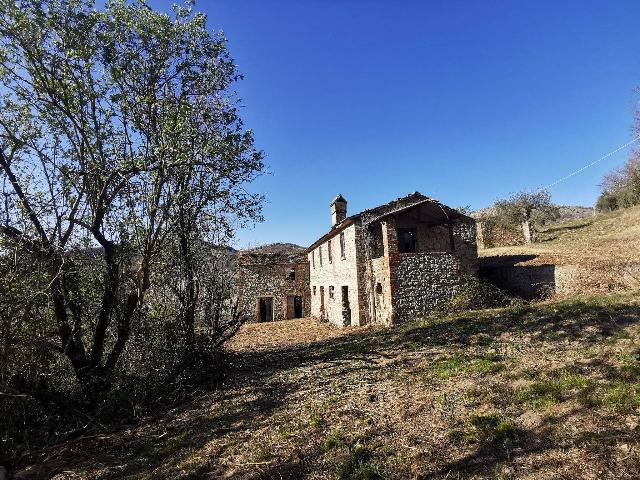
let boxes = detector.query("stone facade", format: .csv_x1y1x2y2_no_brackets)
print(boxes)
476,221,525,249
308,192,479,327
307,223,364,326
236,250,310,322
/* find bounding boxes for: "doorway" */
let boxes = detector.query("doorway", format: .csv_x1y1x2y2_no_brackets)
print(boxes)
294,296,303,318
341,286,351,326
258,297,273,322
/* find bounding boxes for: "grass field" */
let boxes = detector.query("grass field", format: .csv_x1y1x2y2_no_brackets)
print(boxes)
480,205,640,267
19,292,640,479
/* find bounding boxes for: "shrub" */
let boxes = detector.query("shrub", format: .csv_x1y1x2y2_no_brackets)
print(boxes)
467,414,520,448
439,276,522,313
596,156,640,212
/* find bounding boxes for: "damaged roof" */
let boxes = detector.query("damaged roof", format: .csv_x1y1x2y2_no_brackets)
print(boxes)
306,192,472,253
238,243,307,265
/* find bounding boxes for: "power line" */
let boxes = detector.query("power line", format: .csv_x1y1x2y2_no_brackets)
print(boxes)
543,136,640,191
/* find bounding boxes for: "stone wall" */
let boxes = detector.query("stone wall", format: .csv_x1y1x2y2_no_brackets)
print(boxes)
369,256,392,324
237,261,310,321
480,262,640,299
370,217,477,325
452,221,479,274
308,224,364,327
392,252,462,321
476,221,525,249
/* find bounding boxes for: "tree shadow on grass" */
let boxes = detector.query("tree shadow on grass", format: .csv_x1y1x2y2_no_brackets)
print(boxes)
15,296,640,478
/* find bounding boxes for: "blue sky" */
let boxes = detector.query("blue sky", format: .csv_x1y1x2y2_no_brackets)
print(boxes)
154,0,640,248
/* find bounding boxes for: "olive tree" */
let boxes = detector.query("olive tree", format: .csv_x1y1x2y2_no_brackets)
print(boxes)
493,189,559,243
0,0,263,401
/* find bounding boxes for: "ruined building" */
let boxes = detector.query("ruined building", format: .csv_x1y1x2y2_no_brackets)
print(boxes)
236,244,311,322
307,193,478,327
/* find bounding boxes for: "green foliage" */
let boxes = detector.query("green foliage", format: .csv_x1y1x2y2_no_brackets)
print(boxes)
0,0,264,458
467,414,520,448
596,156,640,212
440,275,522,313
492,189,560,229
422,354,504,380
324,429,346,451
338,445,382,480
517,371,592,409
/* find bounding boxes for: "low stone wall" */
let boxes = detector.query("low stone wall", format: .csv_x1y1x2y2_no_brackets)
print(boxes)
392,252,462,321
476,221,524,249
481,262,640,299
480,264,555,299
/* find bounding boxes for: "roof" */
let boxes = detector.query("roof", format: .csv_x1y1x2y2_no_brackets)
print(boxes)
331,194,347,205
306,192,473,253
238,243,307,265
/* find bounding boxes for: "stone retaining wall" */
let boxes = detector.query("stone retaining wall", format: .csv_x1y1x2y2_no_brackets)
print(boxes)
481,262,640,298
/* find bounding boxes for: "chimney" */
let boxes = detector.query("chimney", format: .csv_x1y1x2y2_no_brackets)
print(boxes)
331,194,347,226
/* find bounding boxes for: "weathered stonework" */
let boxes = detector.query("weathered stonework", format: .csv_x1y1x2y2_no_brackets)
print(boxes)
392,253,461,320
308,224,363,326
481,261,640,299
308,192,479,327
236,251,310,322
476,221,525,249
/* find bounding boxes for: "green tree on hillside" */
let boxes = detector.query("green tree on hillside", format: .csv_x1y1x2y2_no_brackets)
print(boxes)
596,156,640,212
0,0,264,402
492,189,559,243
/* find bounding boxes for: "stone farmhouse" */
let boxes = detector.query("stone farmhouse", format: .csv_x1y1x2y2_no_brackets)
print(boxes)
236,245,311,322
235,192,478,327
307,192,478,327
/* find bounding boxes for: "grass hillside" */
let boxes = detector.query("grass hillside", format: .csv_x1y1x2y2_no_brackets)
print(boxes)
17,292,640,479
480,205,640,266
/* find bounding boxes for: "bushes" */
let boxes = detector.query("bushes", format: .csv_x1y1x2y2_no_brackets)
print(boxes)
596,154,640,212
439,276,522,313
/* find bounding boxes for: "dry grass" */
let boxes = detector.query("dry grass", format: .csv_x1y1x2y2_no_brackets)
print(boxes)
480,205,640,266
15,292,640,479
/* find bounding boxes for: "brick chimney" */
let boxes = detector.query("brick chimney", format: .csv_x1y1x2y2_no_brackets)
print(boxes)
331,194,347,226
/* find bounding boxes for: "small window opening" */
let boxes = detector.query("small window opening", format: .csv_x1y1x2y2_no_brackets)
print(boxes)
328,239,332,263
375,282,383,294
311,251,315,268
398,228,417,253
329,285,334,299
313,286,317,295
288,268,296,280
340,232,346,259
319,247,323,267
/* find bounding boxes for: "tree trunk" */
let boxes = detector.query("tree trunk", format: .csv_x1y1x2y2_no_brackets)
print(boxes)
522,220,534,244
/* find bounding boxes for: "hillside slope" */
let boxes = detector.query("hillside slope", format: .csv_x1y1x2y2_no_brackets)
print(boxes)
480,204,640,266
17,293,640,479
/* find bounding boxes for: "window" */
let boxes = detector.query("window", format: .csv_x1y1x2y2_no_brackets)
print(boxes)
340,232,345,259
313,286,316,295
375,282,383,294
328,239,332,263
329,285,334,299
398,228,417,253
288,268,295,280
341,286,349,307
319,246,323,266
311,251,315,269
